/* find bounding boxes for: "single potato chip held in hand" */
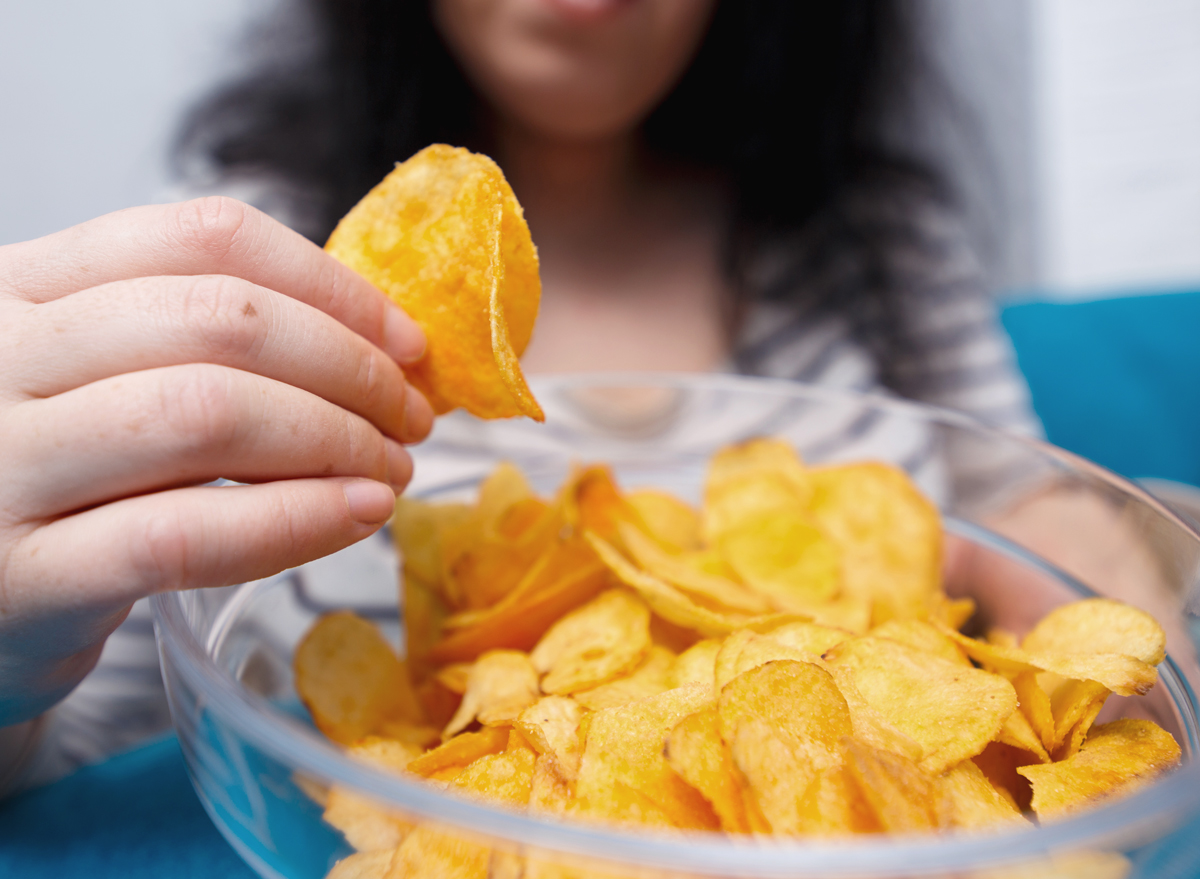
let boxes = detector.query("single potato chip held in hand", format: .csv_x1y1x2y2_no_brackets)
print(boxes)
325,144,543,421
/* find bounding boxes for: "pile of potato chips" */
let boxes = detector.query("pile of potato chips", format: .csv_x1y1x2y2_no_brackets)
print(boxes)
325,144,543,421
294,439,1180,879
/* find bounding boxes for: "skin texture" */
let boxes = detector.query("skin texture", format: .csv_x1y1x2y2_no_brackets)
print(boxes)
435,0,730,375
0,197,433,725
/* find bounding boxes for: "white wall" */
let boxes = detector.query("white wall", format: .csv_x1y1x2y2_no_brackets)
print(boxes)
2,0,1198,299
0,0,263,247
1032,0,1200,295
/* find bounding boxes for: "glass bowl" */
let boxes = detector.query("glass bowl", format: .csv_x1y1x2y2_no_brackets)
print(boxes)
152,373,1200,879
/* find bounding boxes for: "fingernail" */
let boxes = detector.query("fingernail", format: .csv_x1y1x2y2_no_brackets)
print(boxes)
384,304,426,364
343,480,395,524
402,385,435,443
384,438,413,490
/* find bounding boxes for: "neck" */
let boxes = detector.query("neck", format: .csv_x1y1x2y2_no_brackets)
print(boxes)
493,122,642,237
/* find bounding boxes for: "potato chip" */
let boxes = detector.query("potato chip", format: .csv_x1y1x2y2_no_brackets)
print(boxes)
703,439,811,542
1011,670,1056,753
717,510,841,608
806,463,942,624
452,736,537,805
825,636,1016,774
1018,719,1181,819
324,788,412,852
761,620,850,657
625,489,702,552
728,717,829,835
575,684,719,830
515,696,584,781
531,589,651,694
326,144,542,420
936,623,1157,698
574,645,675,711
294,611,424,745
618,521,771,615
587,533,780,637
385,825,491,879
935,760,1027,830
842,739,938,832
664,706,756,833
430,538,612,663
442,650,540,738
1022,598,1167,665
870,619,969,666
1049,679,1111,758
718,660,852,759
392,497,471,586
327,850,396,879
972,742,1035,813
528,753,573,815
995,709,1051,764
670,639,723,691
408,726,511,778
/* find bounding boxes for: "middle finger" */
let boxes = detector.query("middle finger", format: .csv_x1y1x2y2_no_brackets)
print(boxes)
4,363,413,520
8,274,433,444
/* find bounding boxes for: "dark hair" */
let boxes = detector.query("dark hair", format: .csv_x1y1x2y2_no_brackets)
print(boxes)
176,0,941,320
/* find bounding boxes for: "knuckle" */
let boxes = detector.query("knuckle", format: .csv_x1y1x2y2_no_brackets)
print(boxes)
177,275,266,361
354,350,389,414
158,364,242,457
128,507,191,593
170,196,252,261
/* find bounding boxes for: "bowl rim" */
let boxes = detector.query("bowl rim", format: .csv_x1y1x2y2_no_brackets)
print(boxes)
153,372,1200,876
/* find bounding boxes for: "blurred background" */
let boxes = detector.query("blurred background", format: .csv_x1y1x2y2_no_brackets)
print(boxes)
2,0,1199,486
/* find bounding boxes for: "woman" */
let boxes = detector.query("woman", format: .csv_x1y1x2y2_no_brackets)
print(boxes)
0,0,1038,789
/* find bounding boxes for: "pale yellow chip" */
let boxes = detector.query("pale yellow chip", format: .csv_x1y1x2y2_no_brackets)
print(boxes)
703,438,811,542
327,849,396,879
670,638,723,692
870,619,970,666
718,660,852,760
825,636,1016,774
618,521,771,615
1022,598,1167,665
326,144,542,421
842,739,937,832
717,509,841,608
664,706,755,833
442,650,540,738
1018,719,1180,819
515,696,584,781
294,611,424,745
324,788,412,853
530,589,651,694
575,683,719,830
806,462,942,624
935,760,1028,830
574,645,675,711
391,497,471,586
625,489,702,553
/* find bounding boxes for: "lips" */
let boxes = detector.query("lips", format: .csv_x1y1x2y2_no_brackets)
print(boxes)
542,0,638,24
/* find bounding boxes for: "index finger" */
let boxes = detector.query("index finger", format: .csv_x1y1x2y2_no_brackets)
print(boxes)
0,197,426,364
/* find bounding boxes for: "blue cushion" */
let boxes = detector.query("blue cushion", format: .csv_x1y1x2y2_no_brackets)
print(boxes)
1001,291,1200,487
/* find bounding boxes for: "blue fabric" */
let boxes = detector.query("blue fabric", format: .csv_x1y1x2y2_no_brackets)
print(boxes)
1001,290,1200,487
0,735,256,879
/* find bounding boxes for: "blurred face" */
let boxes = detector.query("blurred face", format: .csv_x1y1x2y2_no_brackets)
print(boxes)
434,0,718,143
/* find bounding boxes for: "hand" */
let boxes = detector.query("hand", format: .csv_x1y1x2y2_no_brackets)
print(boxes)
0,198,434,724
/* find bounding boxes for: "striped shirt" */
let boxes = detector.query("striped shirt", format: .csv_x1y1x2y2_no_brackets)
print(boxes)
10,183,1039,791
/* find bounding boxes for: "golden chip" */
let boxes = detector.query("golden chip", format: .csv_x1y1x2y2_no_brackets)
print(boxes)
515,696,584,781
1022,598,1167,665
664,706,756,833
531,589,651,694
1017,719,1180,819
326,144,542,421
935,760,1027,830
442,650,540,738
806,462,942,624
825,636,1016,774
574,645,675,711
716,509,841,608
625,489,702,552
575,684,719,830
294,611,424,745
